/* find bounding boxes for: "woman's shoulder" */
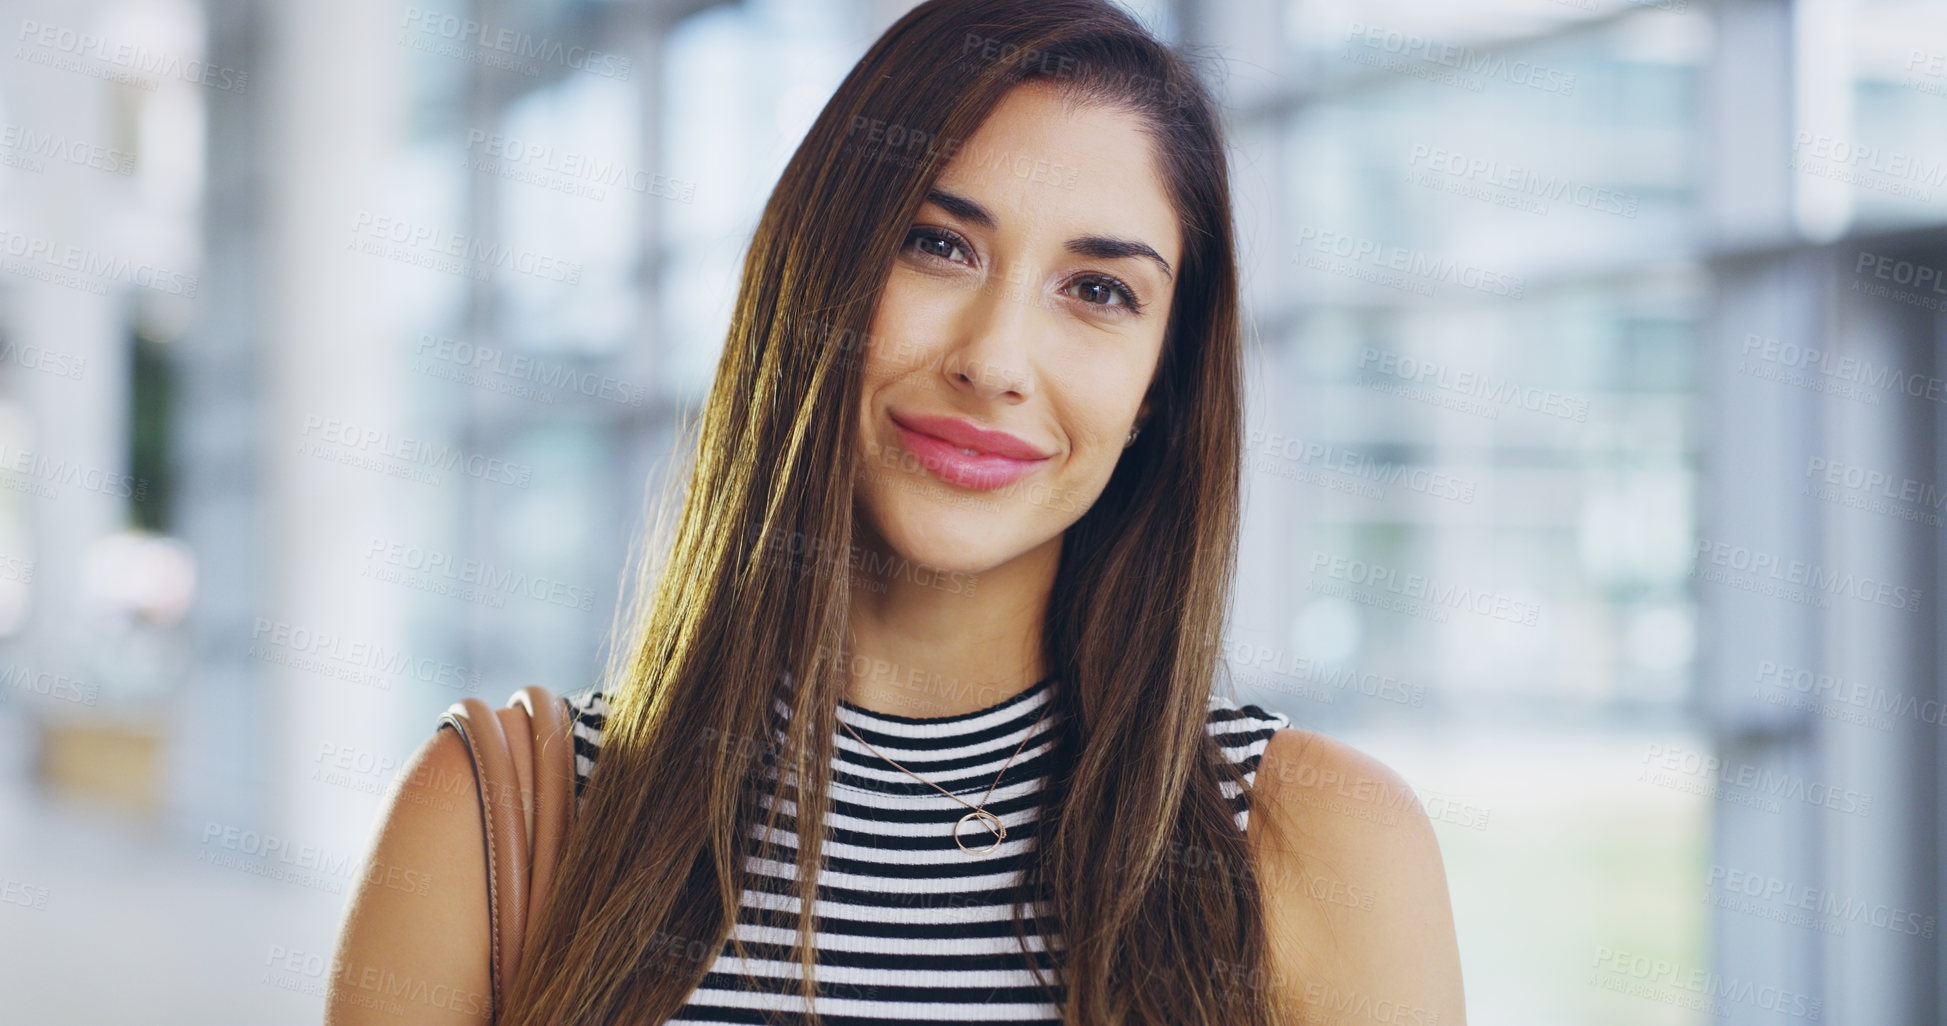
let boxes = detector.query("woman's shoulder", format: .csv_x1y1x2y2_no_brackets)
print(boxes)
1246,726,1466,1022
1249,726,1429,836
326,716,494,1023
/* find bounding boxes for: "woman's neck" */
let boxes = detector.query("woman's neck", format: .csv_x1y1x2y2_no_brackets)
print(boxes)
838,532,1060,719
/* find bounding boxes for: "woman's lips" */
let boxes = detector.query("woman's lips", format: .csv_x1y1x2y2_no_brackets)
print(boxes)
892,421,1051,492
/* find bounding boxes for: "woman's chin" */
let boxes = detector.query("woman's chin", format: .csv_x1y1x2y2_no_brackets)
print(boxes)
861,513,1022,583
853,471,1068,586
870,536,997,583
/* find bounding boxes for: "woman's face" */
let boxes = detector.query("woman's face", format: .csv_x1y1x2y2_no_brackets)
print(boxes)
853,80,1181,579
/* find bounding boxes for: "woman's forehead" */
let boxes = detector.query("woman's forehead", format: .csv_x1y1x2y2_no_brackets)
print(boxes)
930,84,1181,268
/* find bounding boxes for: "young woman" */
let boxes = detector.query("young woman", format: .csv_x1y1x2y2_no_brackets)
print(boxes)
327,1,1465,1024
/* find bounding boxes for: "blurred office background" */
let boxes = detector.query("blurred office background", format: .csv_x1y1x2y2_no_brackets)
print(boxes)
0,0,1942,1022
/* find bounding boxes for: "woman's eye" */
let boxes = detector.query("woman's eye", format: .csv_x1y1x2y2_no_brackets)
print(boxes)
1067,276,1142,313
905,228,970,265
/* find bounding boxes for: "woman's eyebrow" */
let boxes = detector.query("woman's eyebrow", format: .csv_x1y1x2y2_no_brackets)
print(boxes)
1065,235,1173,282
925,188,996,229
925,187,1174,282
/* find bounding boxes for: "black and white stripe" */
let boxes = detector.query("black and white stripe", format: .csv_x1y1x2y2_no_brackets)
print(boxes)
563,677,1289,1024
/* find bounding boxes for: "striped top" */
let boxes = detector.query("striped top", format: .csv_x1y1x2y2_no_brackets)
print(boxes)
564,677,1290,1024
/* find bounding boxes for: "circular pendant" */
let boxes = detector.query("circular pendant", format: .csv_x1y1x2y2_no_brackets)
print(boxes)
953,809,1006,855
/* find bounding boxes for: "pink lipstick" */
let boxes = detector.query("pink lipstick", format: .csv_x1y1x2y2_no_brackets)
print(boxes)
889,411,1053,491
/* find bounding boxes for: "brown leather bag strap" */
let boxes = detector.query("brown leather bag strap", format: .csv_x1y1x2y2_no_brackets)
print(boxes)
438,687,577,1022
511,686,573,934
438,697,527,1020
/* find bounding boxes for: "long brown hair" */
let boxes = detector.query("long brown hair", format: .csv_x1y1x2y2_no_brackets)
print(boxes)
501,1,1280,1023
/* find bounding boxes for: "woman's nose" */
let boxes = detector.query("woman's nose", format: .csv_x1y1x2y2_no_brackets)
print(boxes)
942,268,1042,400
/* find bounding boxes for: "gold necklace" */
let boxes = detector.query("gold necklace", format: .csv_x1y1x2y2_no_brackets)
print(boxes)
836,698,1054,856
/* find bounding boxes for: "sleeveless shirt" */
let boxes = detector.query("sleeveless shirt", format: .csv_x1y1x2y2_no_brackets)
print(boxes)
564,676,1291,1024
